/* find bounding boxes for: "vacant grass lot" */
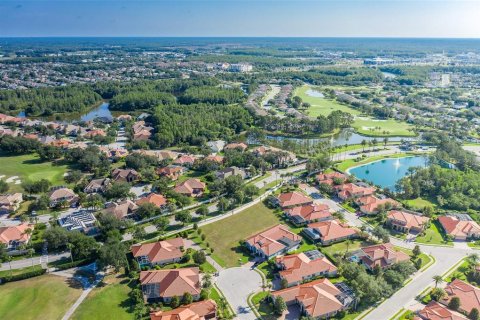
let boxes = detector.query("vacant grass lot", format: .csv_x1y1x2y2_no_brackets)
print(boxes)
295,85,360,117
0,274,82,320
0,153,69,192
200,202,282,267
71,274,134,320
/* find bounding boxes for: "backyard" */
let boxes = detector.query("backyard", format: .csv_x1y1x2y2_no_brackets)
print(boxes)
0,274,82,320
415,221,453,246
0,153,69,192
71,274,135,320
200,202,282,267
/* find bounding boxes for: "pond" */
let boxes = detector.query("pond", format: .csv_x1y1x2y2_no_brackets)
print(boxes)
79,102,113,122
305,89,324,98
264,128,417,147
347,156,428,191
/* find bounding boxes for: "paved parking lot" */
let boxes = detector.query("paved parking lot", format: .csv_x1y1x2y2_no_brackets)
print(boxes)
216,265,263,320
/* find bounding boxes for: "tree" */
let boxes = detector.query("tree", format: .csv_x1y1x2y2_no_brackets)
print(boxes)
105,182,132,200
468,254,480,268
430,287,446,301
414,258,422,270
0,180,8,193
182,292,193,305
98,238,127,272
361,139,367,152
64,170,83,184
218,198,229,212
175,211,192,225
43,227,69,251
280,278,288,289
469,308,479,320
448,296,461,311
273,296,287,315
412,245,421,258
193,250,207,265
170,296,180,308
136,203,159,219
433,275,443,288
154,216,169,233
200,289,209,301
196,205,209,217
373,226,390,243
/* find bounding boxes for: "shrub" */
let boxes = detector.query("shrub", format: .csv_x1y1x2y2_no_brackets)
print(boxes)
0,267,46,284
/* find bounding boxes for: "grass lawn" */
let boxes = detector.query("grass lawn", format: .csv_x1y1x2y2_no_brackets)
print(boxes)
415,222,453,246
321,239,374,263
0,153,69,192
336,152,415,172
403,197,436,210
0,264,44,278
352,118,415,137
0,274,82,320
71,274,135,320
200,202,282,267
394,246,433,269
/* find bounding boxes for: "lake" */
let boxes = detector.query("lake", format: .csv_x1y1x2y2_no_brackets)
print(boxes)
265,128,417,147
305,89,325,98
80,102,113,122
347,156,428,191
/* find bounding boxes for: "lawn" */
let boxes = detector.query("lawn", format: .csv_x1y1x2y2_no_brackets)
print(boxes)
352,117,415,137
0,153,69,192
0,274,82,320
394,246,433,269
200,202,282,267
403,197,436,210
320,239,374,263
295,85,360,117
415,221,453,246
71,274,135,320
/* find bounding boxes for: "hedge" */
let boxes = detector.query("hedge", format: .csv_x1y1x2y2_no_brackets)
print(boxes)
50,258,95,271
0,267,46,284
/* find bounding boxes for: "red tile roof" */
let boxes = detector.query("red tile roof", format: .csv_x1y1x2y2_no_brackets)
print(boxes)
137,193,167,207
149,299,217,320
307,220,357,242
438,216,480,239
276,252,337,285
174,179,206,196
360,243,410,269
443,279,480,314
418,301,467,320
131,238,184,264
387,210,429,230
140,267,201,298
286,204,332,222
246,224,301,257
0,223,34,245
277,191,313,208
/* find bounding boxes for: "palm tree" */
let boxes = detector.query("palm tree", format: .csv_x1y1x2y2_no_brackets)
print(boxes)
28,248,35,267
361,139,367,152
344,239,353,257
6,256,12,277
433,275,443,288
467,253,479,268
66,242,74,263
383,137,389,149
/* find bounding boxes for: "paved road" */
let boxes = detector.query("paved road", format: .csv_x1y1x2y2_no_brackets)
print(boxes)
216,265,263,320
0,251,70,271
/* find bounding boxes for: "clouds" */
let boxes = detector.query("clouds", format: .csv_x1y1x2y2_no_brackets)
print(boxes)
0,0,479,37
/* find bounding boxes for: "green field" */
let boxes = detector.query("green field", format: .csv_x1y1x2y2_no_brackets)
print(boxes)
320,239,374,263
0,153,69,192
415,222,453,246
200,202,282,267
0,275,82,320
403,197,436,210
71,274,135,320
295,85,415,137
295,85,360,117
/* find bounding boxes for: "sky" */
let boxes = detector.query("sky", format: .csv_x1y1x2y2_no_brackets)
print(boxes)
0,0,480,38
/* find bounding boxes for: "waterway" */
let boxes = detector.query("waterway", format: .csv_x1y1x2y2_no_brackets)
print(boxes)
347,156,428,190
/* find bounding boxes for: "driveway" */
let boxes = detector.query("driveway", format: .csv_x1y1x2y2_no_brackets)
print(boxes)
216,266,263,320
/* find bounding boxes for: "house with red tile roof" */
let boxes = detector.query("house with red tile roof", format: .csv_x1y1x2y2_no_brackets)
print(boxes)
224,142,248,152
131,237,185,267
104,199,138,220
173,155,198,167
174,179,206,197
416,301,467,320
441,279,480,315
316,172,347,186
272,278,353,319
303,220,358,245
245,224,302,259
0,223,34,250
386,210,430,233
156,165,186,181
0,193,23,214
136,193,167,208
149,299,217,320
355,243,410,271
355,195,400,215
205,155,224,164
438,216,480,241
335,183,376,201
276,191,313,209
140,267,201,302
285,203,333,226
275,250,338,287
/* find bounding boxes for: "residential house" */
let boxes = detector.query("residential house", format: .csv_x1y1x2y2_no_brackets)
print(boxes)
48,187,78,208
303,220,358,245
251,145,297,165
0,193,23,214
417,301,467,320
84,129,106,138
104,200,138,220
438,216,480,241
149,299,217,320
245,224,302,259
136,193,167,208
335,183,376,200
277,191,313,209
272,278,354,319
84,178,111,194
224,142,248,152
156,165,186,181
316,172,347,186
174,179,206,197
173,155,198,167
111,168,140,183
215,166,247,180
386,210,430,233
285,203,333,226
441,279,480,315
58,210,97,234
276,250,338,287
355,243,410,271
205,155,224,164
131,237,185,267
0,223,34,250
206,140,226,153
355,195,400,215
140,267,201,302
